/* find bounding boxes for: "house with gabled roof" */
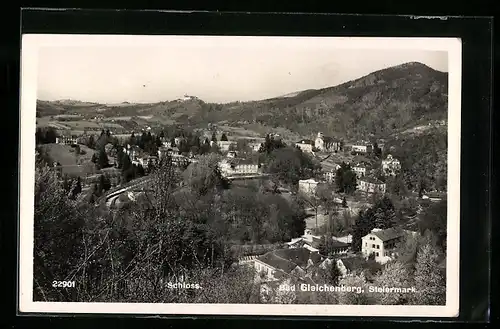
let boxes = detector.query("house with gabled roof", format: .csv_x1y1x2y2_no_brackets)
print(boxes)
361,227,406,264
253,247,322,282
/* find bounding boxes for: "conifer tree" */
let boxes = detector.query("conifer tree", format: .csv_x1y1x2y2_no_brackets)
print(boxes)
410,235,446,305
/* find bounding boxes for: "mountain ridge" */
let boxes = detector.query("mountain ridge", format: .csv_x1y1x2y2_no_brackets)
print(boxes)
36,61,448,141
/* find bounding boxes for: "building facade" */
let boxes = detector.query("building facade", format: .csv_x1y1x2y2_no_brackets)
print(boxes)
361,228,405,264
314,132,341,152
298,179,319,196
352,163,368,178
358,176,386,194
215,140,236,152
219,158,260,177
350,143,373,154
381,154,401,176
56,135,78,145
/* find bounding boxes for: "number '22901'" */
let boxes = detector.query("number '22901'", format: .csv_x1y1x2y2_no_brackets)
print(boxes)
52,281,75,288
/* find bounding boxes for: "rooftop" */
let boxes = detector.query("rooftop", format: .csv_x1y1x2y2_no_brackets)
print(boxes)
318,136,340,143
258,247,322,274
339,256,368,272
299,178,319,184
359,176,385,185
369,227,405,242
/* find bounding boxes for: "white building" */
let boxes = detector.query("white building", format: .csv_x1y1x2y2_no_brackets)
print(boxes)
350,143,373,154
381,154,401,176
352,163,368,178
298,178,319,196
358,176,386,194
314,132,341,152
56,136,78,145
219,158,260,177
214,140,236,152
323,170,336,183
361,228,405,264
295,140,315,153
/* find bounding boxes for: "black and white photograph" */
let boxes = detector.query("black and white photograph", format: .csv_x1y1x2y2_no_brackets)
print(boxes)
19,34,461,316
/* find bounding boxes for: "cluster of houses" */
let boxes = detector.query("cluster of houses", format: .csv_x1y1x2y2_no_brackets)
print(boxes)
295,132,383,155
241,225,417,300
295,132,342,153
298,152,401,196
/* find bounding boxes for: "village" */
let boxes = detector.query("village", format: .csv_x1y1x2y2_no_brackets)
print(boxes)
41,123,446,302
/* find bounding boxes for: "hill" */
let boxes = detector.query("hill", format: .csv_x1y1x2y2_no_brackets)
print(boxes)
36,62,448,141
208,62,448,140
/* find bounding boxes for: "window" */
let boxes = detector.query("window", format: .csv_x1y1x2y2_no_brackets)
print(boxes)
372,244,375,248
376,245,380,249
376,252,379,257
365,243,367,247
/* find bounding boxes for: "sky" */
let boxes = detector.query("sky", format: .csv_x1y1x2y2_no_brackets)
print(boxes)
36,36,449,104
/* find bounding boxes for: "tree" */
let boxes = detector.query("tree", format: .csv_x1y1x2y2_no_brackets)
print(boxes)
33,165,85,301
328,260,342,285
170,137,176,147
220,133,228,141
259,134,285,154
69,177,82,200
418,198,447,252
178,139,190,154
87,135,96,149
265,147,320,185
342,196,348,208
394,232,421,273
336,274,371,305
200,138,211,155
335,162,357,194
98,174,111,193
373,260,411,305
183,154,230,196
373,142,382,158
96,148,109,169
410,234,446,305
129,132,136,146
372,196,397,229
352,208,375,252
74,145,81,156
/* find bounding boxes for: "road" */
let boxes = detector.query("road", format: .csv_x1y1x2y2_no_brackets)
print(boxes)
105,178,152,207
104,173,270,207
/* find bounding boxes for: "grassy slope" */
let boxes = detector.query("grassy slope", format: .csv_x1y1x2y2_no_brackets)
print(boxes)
38,143,96,166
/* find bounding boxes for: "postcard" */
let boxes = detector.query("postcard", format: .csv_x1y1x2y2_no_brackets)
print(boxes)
19,34,461,317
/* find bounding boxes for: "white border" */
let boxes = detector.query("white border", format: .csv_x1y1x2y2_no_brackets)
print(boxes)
19,35,461,317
